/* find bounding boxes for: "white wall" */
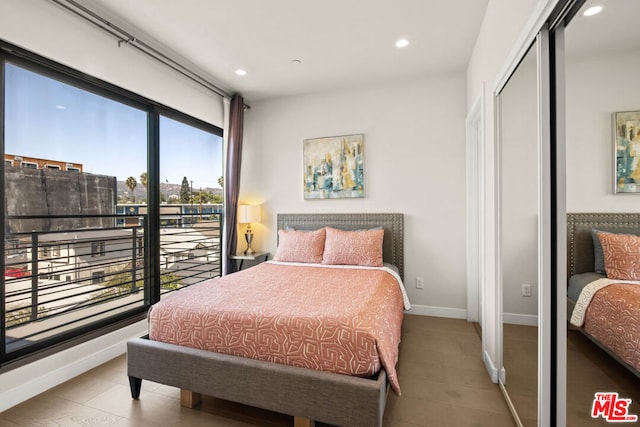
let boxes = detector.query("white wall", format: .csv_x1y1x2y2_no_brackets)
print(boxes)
0,0,222,410
466,0,540,110
566,49,640,212
0,321,147,412
242,73,467,315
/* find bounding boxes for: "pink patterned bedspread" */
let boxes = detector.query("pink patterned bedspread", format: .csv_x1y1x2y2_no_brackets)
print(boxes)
584,284,640,372
148,262,406,394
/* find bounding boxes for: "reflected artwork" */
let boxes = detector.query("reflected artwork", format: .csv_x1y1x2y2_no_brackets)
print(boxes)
614,110,640,193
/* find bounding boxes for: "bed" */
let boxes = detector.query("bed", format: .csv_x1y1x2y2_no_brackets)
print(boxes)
127,213,406,427
566,212,640,377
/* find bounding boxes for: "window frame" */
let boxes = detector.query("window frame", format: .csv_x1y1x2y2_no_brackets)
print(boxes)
0,40,224,368
91,241,106,258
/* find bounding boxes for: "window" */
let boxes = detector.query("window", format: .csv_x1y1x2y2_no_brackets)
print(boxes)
40,244,61,259
1,43,223,366
91,241,105,257
91,271,105,284
159,114,223,293
3,59,148,358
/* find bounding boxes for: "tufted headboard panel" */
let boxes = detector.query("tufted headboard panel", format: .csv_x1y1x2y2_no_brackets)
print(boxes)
277,213,404,280
567,212,640,278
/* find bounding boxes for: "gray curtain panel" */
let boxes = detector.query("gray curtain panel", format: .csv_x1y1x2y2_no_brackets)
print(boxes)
224,94,244,274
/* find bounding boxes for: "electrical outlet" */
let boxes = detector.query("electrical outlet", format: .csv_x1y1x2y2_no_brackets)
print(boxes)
416,277,424,289
522,283,532,297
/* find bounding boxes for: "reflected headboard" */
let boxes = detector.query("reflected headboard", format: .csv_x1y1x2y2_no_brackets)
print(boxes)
277,213,404,280
567,212,640,278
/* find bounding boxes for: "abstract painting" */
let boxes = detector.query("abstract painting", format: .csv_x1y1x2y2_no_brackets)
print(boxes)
614,111,640,193
303,134,364,199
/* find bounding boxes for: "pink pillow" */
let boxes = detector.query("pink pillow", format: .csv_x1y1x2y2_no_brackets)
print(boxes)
322,227,384,267
273,228,326,263
597,231,640,280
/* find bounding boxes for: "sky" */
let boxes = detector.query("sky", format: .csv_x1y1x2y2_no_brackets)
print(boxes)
4,63,223,189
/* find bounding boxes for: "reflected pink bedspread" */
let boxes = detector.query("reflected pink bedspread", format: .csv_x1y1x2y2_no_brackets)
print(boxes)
584,284,640,372
148,262,406,394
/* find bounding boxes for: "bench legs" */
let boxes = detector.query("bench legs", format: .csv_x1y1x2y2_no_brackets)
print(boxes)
180,389,202,408
294,417,315,427
180,389,315,426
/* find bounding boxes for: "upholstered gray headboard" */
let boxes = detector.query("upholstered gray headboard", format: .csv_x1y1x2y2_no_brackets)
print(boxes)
277,213,404,280
567,212,640,278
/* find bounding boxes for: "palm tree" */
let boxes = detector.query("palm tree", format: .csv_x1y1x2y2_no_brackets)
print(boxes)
125,176,137,202
140,172,148,189
139,172,148,203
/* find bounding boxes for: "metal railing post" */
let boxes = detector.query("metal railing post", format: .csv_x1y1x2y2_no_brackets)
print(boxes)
30,232,39,321
132,227,138,293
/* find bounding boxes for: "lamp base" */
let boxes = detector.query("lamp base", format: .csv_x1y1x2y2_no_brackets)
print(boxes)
244,232,254,255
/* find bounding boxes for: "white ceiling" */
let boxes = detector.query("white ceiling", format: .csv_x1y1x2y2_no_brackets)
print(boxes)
565,0,640,58
78,0,489,102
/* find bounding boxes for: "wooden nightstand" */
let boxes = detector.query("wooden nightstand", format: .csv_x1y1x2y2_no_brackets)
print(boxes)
230,251,269,271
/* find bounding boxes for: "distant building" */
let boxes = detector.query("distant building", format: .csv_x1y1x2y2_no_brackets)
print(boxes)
5,226,219,295
5,228,142,323
5,165,116,234
116,203,223,227
160,227,221,286
37,228,141,284
5,154,83,172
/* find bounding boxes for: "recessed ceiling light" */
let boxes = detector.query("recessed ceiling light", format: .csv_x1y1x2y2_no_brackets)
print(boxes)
235,69,247,76
583,5,603,16
395,39,410,48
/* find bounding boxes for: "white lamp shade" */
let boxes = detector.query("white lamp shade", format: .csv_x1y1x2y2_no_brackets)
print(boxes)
238,205,261,224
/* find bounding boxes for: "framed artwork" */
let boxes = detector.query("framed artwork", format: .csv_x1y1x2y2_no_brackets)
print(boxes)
614,110,640,193
303,134,364,200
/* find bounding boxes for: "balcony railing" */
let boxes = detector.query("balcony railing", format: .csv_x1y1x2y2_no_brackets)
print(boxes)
3,213,222,356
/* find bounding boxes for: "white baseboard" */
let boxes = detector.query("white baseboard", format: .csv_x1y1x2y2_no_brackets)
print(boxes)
407,304,467,319
0,320,148,412
483,350,499,383
503,312,538,326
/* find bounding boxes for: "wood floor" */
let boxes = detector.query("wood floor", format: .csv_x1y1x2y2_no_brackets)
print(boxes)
502,324,640,427
502,323,538,426
0,314,516,427
566,329,640,426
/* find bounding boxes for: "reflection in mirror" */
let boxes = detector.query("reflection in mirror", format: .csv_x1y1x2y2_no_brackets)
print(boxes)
499,40,539,426
564,1,640,425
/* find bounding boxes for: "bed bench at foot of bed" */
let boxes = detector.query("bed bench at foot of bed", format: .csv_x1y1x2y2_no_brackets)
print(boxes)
127,337,388,427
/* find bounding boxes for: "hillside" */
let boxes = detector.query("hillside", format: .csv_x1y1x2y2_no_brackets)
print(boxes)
117,181,222,200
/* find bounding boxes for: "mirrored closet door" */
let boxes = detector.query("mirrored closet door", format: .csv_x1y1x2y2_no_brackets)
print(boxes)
497,39,540,427
561,1,640,425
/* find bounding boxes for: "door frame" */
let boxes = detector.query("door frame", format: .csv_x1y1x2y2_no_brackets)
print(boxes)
465,93,485,326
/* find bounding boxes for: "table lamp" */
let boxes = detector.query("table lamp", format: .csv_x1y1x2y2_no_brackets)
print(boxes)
238,204,261,255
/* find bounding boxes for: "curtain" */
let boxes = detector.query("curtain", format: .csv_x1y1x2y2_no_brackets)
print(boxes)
223,94,244,275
